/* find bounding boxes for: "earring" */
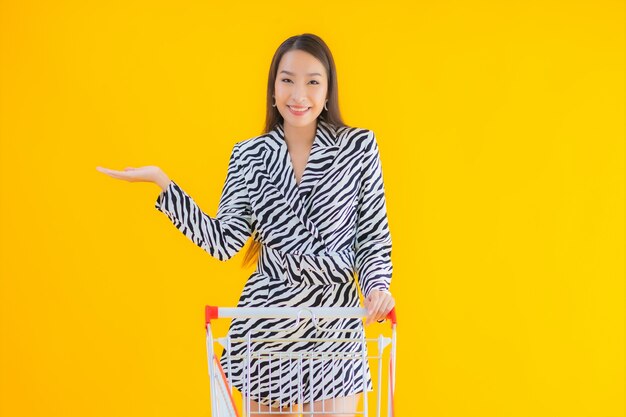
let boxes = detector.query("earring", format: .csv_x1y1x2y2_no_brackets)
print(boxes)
324,100,328,111
272,96,276,107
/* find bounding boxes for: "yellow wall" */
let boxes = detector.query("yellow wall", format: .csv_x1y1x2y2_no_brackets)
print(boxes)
0,0,623,416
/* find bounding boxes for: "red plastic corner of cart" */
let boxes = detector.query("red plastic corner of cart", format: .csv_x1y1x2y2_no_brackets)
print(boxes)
205,305,219,327
387,307,397,326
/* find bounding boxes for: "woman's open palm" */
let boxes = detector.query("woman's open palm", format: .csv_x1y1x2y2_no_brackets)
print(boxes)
96,165,162,183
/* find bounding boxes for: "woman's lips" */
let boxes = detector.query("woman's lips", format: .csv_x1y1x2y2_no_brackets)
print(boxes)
288,105,310,116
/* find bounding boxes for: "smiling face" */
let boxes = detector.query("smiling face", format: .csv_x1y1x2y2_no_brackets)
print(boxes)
274,49,329,129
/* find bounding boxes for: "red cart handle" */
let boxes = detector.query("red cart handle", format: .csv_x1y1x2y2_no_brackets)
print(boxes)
386,306,397,326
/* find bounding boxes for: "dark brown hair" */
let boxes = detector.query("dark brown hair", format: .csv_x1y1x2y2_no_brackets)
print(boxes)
241,33,349,268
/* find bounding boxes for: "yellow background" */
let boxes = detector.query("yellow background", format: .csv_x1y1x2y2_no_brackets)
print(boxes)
1,0,623,416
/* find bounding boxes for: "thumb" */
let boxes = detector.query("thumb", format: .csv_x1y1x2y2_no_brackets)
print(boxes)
124,167,136,171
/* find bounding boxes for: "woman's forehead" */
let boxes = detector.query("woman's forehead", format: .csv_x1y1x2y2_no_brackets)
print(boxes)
278,50,326,75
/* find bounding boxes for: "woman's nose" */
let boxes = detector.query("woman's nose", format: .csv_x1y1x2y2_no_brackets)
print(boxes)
291,85,308,102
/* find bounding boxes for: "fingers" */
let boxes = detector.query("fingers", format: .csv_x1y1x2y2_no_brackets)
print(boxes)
364,290,395,325
365,295,382,325
96,166,138,182
96,166,128,179
377,297,395,322
96,166,123,175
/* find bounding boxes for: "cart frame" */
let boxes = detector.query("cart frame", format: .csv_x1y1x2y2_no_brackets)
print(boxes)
205,306,397,417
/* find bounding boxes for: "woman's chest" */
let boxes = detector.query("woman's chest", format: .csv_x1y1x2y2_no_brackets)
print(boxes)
241,144,362,250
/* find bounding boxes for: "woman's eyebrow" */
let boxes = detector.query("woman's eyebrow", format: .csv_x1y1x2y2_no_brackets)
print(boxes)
279,70,322,77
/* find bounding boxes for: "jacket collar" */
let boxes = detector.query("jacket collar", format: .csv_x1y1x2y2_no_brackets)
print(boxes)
272,117,339,148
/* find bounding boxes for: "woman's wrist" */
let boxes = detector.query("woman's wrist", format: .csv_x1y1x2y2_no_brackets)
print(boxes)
155,172,172,191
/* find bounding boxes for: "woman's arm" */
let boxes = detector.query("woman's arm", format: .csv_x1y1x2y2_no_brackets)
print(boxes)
354,130,393,299
155,143,253,261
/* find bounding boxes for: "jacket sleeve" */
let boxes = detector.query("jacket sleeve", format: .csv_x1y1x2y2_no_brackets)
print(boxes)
154,143,253,261
354,130,393,298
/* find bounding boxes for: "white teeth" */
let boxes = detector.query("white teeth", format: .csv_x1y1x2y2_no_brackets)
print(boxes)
290,106,309,111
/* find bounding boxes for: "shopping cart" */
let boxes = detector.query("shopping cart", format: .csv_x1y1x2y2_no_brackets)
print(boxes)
204,306,397,417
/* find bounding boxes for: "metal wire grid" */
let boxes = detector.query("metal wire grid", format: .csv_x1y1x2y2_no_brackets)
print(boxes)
206,307,396,417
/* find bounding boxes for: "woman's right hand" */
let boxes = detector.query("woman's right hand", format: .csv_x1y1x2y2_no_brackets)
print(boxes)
96,165,172,190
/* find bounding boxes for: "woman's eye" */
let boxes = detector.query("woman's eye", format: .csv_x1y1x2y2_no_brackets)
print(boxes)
280,78,320,85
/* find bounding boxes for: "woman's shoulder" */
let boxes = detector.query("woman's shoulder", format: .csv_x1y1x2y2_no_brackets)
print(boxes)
341,125,373,136
336,125,377,148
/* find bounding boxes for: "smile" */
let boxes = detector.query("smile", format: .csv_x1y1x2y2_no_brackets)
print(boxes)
288,105,310,115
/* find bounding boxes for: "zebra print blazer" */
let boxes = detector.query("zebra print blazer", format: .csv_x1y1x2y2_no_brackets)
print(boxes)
155,118,392,299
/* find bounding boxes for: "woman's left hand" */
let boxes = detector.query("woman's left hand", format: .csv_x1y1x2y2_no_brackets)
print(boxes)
364,289,395,325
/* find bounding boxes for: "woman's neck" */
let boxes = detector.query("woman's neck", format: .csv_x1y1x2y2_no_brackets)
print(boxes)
283,120,317,146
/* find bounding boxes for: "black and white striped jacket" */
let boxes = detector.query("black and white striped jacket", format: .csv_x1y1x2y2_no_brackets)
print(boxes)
155,118,392,299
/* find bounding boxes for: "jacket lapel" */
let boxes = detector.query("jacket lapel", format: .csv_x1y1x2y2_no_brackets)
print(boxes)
297,119,340,206
264,118,340,243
